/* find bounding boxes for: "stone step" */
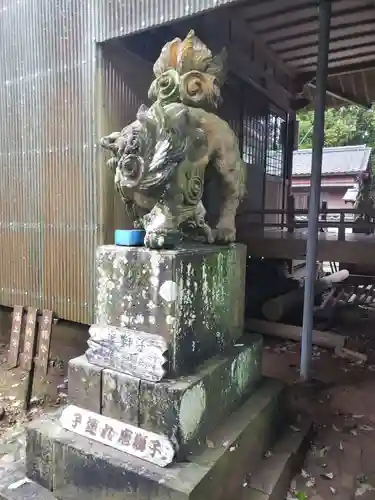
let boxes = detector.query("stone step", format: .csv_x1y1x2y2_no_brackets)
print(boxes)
239,416,313,500
25,377,285,500
0,461,56,500
68,334,263,458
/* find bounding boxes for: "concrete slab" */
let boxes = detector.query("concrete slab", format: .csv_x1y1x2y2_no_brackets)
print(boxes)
26,378,284,500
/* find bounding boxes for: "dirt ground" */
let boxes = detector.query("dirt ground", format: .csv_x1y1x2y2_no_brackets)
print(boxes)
0,315,88,439
263,305,375,500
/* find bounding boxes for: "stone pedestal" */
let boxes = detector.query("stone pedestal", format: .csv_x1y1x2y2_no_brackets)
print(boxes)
94,244,246,376
25,244,277,500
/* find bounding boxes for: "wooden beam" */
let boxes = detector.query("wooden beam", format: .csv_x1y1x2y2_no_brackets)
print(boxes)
230,17,297,80
252,0,362,34
271,21,375,53
291,97,311,111
264,8,374,44
307,81,372,109
299,53,375,73
237,0,314,21
282,34,375,63
170,14,293,111
290,43,375,70
297,59,375,83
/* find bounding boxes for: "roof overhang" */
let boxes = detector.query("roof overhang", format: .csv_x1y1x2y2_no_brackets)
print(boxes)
106,0,375,110
229,0,375,109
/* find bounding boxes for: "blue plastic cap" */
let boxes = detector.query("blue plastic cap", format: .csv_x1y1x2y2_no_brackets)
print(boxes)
115,229,145,247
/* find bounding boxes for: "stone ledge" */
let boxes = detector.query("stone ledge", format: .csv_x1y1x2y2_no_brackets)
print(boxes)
241,416,313,500
0,461,56,500
26,378,284,500
66,334,263,457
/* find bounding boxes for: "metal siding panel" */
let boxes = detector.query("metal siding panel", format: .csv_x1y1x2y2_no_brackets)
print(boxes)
0,0,98,324
95,0,241,42
97,42,152,234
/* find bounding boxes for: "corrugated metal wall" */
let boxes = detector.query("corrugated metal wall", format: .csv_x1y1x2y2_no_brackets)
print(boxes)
0,0,99,323
95,0,239,42
97,41,152,235
0,0,290,325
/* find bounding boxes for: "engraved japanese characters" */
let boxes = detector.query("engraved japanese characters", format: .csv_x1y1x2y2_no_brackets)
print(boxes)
100,30,246,249
60,405,175,467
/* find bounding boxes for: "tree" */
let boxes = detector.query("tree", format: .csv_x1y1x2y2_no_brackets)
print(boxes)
298,106,375,151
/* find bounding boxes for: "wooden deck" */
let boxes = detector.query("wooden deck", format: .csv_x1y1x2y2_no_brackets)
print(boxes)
242,228,375,265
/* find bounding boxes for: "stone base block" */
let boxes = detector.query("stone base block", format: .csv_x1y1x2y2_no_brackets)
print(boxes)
68,356,103,414
67,335,263,456
26,378,284,500
94,243,246,376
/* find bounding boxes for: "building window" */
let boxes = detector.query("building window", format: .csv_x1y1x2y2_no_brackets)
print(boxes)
242,114,267,166
265,113,285,177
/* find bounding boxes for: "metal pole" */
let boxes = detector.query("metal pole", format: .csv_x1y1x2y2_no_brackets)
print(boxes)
300,0,331,381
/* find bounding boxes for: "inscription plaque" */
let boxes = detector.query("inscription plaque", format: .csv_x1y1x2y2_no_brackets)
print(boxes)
36,310,53,375
60,405,175,467
8,305,23,368
86,324,168,382
20,308,38,370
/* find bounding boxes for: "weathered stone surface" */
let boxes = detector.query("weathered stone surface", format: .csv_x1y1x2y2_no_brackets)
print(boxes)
67,356,103,413
0,460,57,500
139,334,263,455
95,243,246,376
86,325,168,382
25,426,53,490
242,418,312,500
25,378,284,500
101,369,140,425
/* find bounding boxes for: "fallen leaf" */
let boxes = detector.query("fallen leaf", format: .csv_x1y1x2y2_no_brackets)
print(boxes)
359,425,374,432
306,477,316,488
321,472,334,480
8,478,31,490
355,483,375,496
301,469,309,479
290,425,300,432
316,446,330,457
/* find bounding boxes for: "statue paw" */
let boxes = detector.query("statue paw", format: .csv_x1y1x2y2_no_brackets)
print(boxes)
144,230,181,249
214,226,236,243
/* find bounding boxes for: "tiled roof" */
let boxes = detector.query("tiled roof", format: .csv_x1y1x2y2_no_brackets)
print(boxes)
292,145,372,177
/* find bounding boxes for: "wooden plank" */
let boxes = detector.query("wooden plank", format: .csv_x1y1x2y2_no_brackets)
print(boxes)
36,310,53,376
7,305,23,368
246,319,346,350
20,308,38,370
60,405,175,467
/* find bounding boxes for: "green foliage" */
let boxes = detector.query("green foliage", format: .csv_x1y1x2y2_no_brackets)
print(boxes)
294,492,308,500
298,106,375,151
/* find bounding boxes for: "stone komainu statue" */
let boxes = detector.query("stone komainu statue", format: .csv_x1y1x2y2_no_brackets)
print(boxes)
100,30,246,249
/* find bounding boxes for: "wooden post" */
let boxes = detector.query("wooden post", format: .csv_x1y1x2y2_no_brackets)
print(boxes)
21,308,38,411
286,195,295,233
7,306,23,369
36,310,53,376
338,212,345,241
320,200,327,232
